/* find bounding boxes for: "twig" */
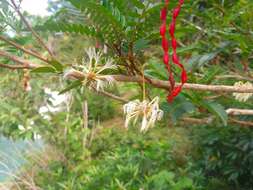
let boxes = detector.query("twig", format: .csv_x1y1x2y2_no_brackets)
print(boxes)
195,73,253,82
92,87,128,103
61,70,253,94
0,35,49,63
182,116,253,127
0,62,31,70
0,50,38,68
10,0,54,57
229,118,253,127
82,100,88,129
226,108,253,116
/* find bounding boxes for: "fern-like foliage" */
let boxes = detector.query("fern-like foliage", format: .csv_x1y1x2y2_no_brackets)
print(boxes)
40,0,163,48
37,20,96,36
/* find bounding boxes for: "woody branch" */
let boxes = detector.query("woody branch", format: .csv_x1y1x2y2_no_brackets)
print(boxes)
1,52,253,94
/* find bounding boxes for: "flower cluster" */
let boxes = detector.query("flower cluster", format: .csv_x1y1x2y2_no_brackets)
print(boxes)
76,47,116,91
123,97,164,132
233,81,253,102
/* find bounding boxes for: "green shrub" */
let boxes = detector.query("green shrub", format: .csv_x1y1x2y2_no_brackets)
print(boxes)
192,125,253,190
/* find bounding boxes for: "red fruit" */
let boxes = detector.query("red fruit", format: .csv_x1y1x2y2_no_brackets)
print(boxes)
167,95,174,102
162,37,169,52
172,52,179,64
160,8,167,21
181,70,187,83
160,22,166,36
172,38,177,49
173,7,181,19
169,21,175,37
163,53,169,65
172,86,182,97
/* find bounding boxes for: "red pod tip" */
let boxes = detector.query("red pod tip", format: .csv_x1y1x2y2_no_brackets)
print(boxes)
167,86,182,102
172,86,182,97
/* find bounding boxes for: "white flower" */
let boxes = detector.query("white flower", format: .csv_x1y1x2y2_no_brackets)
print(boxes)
76,47,117,91
123,97,164,132
233,81,253,102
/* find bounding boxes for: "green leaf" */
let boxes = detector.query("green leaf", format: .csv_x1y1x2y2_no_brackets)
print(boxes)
59,80,82,95
204,101,228,126
174,177,193,190
49,60,64,72
161,95,196,123
133,39,149,52
31,66,56,73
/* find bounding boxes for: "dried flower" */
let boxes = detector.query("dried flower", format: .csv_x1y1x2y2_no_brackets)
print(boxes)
123,97,163,132
233,81,253,102
77,47,116,91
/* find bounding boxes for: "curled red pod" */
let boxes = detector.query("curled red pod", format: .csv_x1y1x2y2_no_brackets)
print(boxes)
160,22,166,36
160,8,167,21
169,21,175,37
172,38,177,49
172,52,179,65
181,70,187,83
167,86,182,102
163,53,169,65
173,7,181,19
162,37,169,52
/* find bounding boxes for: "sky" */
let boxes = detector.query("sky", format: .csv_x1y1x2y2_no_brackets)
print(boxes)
20,0,50,16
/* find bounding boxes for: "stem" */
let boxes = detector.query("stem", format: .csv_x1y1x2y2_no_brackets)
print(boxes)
0,35,49,63
10,0,54,58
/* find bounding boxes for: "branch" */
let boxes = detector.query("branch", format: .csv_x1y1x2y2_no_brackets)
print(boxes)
182,117,253,127
0,50,38,68
65,70,253,93
0,62,31,69
10,0,54,57
226,108,253,116
91,86,128,103
0,35,49,63
229,118,253,127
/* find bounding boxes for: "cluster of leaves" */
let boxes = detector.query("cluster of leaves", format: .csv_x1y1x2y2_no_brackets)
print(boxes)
30,127,200,190
20,123,253,190
191,125,253,190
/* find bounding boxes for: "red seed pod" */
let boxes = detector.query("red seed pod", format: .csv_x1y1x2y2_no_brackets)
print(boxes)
167,86,182,102
172,38,177,49
173,7,181,19
181,70,187,83
160,8,167,21
160,22,166,36
163,53,169,65
162,37,169,52
172,52,179,64
172,86,182,97
160,0,187,103
169,21,175,37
